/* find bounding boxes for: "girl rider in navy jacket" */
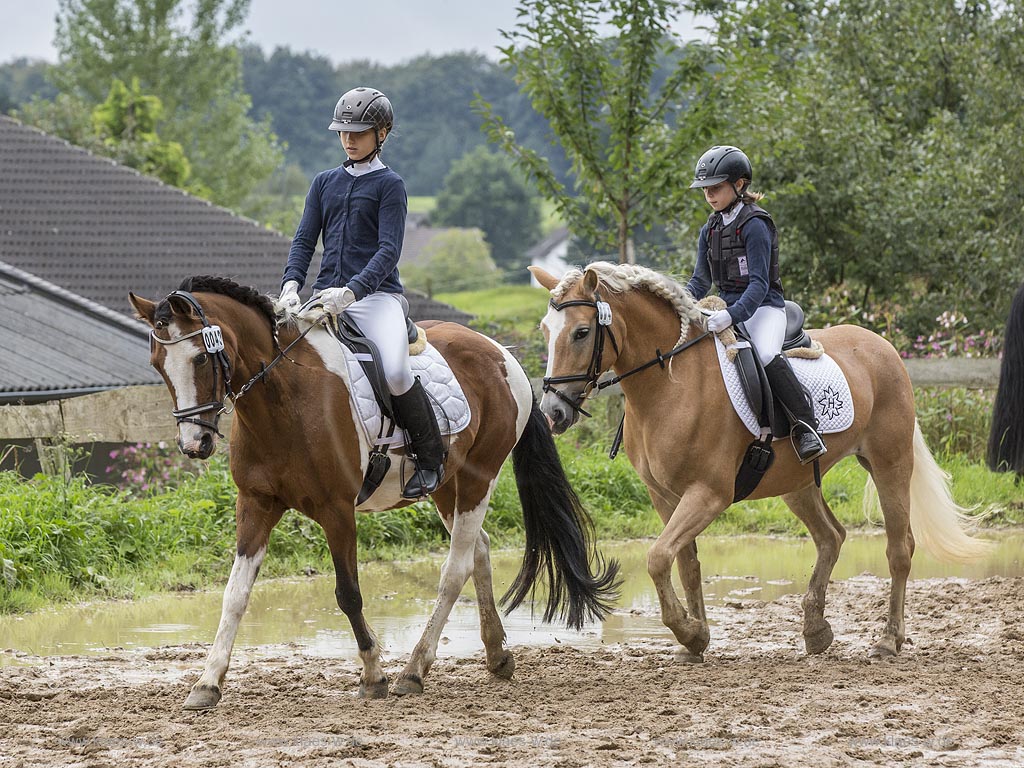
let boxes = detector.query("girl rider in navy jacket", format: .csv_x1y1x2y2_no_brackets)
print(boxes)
280,87,444,499
686,145,826,464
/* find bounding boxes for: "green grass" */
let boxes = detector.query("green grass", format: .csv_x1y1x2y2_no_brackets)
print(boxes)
540,198,565,235
434,285,551,329
407,196,436,215
2,426,1020,615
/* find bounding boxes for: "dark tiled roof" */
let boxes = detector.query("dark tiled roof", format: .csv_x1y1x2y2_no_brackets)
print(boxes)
0,115,469,325
0,261,159,403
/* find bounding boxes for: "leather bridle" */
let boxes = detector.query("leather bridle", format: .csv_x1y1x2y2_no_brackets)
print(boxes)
151,290,314,438
542,289,712,418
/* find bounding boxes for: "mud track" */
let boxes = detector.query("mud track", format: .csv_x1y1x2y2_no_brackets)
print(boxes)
3,575,1023,767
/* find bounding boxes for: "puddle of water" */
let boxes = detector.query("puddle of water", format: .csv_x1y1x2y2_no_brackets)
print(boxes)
1,532,1021,662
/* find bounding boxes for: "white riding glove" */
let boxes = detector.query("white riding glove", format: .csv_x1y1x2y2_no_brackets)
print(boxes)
279,280,301,312
317,286,357,314
707,309,734,333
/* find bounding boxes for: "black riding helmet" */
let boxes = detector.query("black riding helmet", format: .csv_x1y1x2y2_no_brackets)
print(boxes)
689,145,752,189
329,87,394,166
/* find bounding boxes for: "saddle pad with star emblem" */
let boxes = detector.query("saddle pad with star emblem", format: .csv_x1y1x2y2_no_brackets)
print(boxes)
712,336,855,437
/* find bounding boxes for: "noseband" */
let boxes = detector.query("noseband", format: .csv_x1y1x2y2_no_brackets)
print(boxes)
150,291,235,437
543,289,712,418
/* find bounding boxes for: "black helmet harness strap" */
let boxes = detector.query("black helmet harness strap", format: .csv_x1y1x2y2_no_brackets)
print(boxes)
340,131,385,168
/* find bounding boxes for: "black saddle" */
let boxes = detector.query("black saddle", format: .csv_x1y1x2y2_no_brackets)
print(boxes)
729,301,811,501
327,294,420,421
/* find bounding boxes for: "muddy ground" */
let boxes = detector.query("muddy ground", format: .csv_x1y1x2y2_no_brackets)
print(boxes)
2,574,1023,767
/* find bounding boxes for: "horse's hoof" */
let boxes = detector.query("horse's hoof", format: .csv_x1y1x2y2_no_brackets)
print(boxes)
804,623,835,655
674,649,704,664
182,684,221,711
488,652,515,680
359,677,389,699
392,674,424,696
868,640,899,660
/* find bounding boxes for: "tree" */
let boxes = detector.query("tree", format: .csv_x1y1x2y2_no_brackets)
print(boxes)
431,146,542,277
476,0,717,263
401,229,498,295
16,79,197,192
694,0,1024,334
0,58,57,114
92,78,194,190
51,0,282,210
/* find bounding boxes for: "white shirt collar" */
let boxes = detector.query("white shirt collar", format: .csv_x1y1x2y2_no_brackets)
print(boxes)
721,202,744,226
344,155,386,177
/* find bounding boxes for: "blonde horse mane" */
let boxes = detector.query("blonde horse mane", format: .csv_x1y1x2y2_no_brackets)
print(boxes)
552,261,704,348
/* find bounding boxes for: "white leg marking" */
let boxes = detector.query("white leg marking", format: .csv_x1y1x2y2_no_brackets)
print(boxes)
404,477,497,680
196,546,266,689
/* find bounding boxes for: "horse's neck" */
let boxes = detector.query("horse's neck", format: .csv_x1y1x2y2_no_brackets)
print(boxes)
613,302,714,410
612,293,693,375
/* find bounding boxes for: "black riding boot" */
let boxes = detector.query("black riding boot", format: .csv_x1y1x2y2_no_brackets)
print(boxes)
764,354,827,464
393,377,446,499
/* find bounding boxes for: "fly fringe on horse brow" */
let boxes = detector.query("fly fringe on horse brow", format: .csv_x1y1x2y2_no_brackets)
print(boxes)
862,421,995,563
501,400,622,630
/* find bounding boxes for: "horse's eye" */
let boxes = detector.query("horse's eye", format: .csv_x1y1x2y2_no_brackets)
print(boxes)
194,353,209,366
573,326,590,341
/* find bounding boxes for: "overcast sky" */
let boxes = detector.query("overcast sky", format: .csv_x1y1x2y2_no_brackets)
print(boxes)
2,0,703,66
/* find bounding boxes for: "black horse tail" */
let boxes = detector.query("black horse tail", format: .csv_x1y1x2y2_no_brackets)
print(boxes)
988,280,1024,478
501,400,621,630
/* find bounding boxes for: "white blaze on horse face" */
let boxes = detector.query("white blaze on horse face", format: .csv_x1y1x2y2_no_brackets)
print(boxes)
162,322,205,446
541,306,567,379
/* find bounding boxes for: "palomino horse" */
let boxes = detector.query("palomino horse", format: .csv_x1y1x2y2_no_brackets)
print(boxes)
130,276,618,709
530,261,992,662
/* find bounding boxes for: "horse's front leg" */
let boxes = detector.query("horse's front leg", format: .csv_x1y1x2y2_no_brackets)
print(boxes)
183,493,284,710
648,486,708,627
647,485,727,662
318,507,388,698
393,479,494,695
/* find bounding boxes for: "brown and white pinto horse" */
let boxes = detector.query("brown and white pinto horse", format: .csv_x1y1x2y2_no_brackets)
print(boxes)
130,276,618,709
531,261,992,662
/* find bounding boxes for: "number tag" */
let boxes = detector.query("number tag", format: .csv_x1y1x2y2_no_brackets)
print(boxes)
202,325,225,353
596,301,613,327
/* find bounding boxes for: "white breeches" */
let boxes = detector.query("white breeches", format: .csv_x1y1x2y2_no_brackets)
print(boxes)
745,305,787,365
342,292,415,395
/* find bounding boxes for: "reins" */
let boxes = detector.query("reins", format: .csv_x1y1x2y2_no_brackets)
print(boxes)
151,290,315,436
542,291,711,418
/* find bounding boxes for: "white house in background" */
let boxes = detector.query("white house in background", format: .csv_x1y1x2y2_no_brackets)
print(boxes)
527,226,572,286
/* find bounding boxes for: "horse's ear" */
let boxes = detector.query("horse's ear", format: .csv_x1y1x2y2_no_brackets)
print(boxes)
167,293,197,318
129,292,157,327
582,268,600,294
528,265,560,292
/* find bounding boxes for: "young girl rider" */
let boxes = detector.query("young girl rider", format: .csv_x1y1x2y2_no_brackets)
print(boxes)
279,87,444,499
686,145,826,464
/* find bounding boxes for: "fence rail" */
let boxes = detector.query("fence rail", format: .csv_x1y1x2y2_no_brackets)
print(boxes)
0,358,1001,444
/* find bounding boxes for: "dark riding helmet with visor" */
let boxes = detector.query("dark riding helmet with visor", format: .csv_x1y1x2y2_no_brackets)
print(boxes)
690,145,752,188
328,86,394,166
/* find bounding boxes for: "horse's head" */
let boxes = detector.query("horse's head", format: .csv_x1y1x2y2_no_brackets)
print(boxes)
130,282,264,459
530,265,623,434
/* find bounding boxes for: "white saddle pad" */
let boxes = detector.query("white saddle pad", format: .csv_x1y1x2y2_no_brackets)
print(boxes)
341,342,472,447
713,336,855,437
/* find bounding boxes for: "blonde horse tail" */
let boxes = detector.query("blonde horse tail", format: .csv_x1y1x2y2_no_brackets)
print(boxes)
863,421,993,562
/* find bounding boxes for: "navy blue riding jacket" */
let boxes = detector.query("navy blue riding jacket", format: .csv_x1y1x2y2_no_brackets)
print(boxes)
283,165,407,300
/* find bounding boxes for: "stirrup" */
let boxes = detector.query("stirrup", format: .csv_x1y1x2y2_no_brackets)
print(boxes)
401,464,444,499
791,421,826,465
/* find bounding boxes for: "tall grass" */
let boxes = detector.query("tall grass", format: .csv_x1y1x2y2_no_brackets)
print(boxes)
1,387,1019,614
